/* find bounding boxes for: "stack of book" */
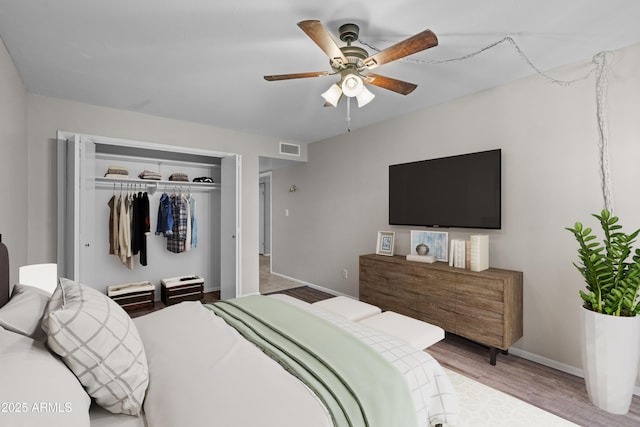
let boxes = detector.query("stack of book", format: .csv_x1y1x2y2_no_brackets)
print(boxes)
449,235,489,272
406,254,437,263
449,239,470,269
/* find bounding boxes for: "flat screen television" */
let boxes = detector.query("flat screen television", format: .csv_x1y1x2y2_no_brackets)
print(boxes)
389,149,501,229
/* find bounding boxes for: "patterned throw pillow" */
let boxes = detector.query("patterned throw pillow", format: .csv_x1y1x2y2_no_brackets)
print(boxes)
41,278,148,416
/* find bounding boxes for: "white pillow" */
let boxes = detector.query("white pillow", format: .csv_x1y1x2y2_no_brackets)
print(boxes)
0,283,50,341
0,327,91,426
41,278,148,416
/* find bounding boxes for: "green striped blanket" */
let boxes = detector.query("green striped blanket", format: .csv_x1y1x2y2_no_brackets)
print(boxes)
205,295,418,427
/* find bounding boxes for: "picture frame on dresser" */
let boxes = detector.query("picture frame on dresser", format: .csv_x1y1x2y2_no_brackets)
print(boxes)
376,231,395,256
410,230,449,262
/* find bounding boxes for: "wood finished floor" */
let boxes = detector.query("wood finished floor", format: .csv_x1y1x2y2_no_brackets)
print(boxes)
270,286,640,427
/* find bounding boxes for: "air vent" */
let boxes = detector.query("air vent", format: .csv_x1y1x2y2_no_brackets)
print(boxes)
279,142,301,157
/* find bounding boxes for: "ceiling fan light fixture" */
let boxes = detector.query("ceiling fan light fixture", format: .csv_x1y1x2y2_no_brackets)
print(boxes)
321,83,342,107
341,74,364,97
355,85,375,107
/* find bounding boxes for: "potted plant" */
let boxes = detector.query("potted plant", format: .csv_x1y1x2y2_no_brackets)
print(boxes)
566,209,640,414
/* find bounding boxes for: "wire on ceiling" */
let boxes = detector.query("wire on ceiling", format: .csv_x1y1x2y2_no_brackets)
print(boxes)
360,36,614,211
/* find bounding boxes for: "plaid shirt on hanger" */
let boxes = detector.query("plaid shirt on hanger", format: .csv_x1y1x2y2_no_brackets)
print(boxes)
167,193,188,254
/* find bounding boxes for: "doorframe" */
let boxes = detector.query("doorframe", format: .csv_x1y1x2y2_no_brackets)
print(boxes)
259,171,272,256
221,154,241,299
56,130,241,294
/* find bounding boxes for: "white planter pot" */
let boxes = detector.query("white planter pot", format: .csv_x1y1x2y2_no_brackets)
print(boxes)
580,307,640,414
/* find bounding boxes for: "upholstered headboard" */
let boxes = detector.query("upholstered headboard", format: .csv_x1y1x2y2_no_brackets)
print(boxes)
0,235,9,308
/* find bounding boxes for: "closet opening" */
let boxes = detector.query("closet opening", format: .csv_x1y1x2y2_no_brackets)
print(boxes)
56,131,240,300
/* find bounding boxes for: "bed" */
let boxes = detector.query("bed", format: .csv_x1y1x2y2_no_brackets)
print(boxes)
0,239,458,427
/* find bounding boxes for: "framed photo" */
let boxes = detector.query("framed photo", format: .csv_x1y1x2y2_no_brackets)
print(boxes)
376,231,395,256
410,230,449,262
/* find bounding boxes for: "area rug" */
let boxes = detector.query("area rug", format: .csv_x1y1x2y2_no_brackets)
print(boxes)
444,368,579,426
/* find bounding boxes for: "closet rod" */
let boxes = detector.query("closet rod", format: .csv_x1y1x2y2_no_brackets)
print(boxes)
95,181,219,193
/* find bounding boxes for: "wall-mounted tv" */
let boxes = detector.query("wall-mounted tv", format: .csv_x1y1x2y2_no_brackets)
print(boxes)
389,149,501,229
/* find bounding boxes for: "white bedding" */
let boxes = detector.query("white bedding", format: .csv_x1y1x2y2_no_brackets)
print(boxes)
90,404,147,427
302,305,458,425
132,301,333,427
117,297,458,427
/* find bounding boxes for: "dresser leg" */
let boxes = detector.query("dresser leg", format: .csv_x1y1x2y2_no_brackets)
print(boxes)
489,347,497,365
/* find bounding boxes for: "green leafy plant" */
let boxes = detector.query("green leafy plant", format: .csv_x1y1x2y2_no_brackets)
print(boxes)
566,209,640,316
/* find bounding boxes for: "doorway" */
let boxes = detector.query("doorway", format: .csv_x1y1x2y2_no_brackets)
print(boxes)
259,173,271,256
257,161,300,293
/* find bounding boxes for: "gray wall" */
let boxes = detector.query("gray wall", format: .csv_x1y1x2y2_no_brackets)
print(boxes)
0,38,27,285
272,42,640,376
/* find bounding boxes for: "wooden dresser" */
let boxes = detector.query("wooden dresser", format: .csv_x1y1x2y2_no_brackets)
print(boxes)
359,254,523,364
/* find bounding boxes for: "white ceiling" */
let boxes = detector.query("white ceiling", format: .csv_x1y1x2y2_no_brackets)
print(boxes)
1,1,639,144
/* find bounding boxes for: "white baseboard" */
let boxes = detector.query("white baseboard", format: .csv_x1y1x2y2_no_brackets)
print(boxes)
268,272,351,298
508,347,583,377
242,291,261,297
510,347,640,397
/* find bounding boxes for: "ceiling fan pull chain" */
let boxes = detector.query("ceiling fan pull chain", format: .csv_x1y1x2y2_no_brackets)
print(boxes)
346,97,352,132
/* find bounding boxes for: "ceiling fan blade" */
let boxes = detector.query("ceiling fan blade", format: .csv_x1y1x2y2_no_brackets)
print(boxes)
297,20,348,66
363,29,438,70
364,73,417,95
264,71,330,81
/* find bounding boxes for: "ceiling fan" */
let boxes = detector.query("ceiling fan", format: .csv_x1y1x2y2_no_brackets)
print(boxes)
264,20,438,108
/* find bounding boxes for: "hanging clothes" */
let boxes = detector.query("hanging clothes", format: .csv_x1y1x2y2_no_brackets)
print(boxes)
107,189,150,269
156,192,173,236
124,193,134,270
167,193,188,254
108,194,119,255
117,194,129,266
184,195,191,252
131,191,140,256
139,192,150,266
187,194,198,248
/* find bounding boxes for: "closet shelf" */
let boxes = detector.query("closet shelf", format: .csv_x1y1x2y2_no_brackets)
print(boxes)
95,177,220,193
96,152,222,169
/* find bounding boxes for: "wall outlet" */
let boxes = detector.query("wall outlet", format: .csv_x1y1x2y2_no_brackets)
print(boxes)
342,269,348,279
